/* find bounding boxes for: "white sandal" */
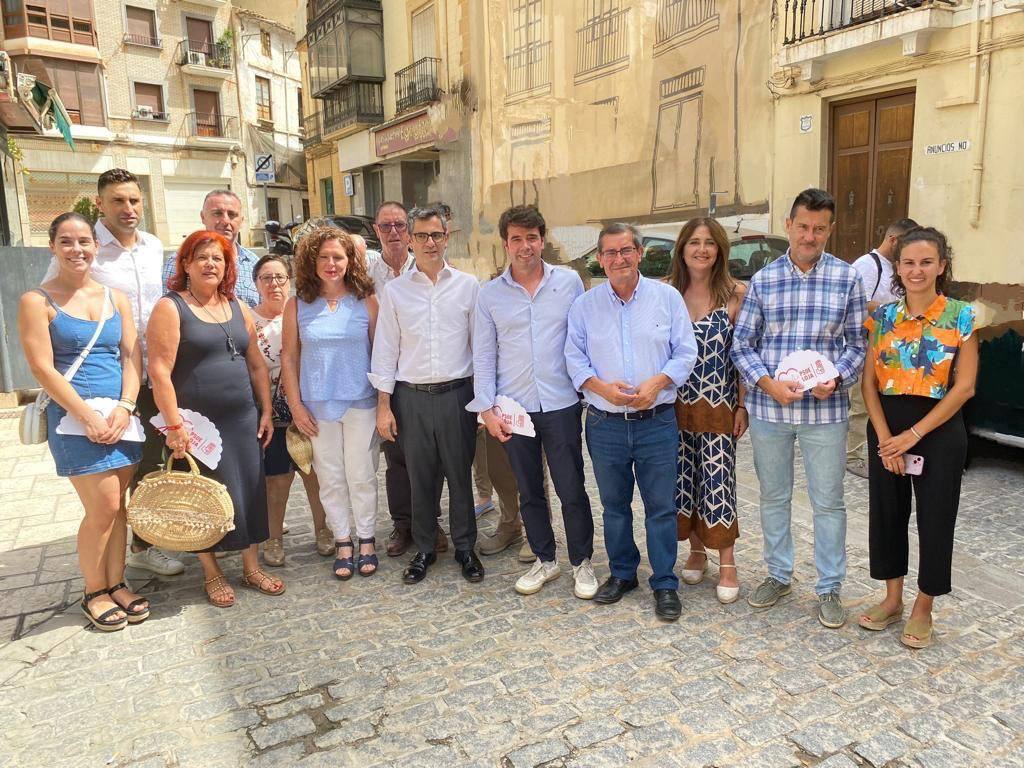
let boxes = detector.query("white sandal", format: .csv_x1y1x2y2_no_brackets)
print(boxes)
716,563,740,604
682,549,708,585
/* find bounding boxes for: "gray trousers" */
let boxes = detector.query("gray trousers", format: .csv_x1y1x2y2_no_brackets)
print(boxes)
392,381,478,553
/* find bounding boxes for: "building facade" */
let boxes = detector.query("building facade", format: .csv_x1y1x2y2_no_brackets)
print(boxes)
770,0,1024,328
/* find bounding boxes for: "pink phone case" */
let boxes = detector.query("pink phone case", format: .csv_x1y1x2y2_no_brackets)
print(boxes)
904,453,924,475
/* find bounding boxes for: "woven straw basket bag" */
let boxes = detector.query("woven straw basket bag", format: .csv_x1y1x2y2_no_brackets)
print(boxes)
285,424,313,475
127,453,235,551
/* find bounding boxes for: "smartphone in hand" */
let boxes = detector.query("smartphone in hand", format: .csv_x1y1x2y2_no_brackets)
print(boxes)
904,453,924,475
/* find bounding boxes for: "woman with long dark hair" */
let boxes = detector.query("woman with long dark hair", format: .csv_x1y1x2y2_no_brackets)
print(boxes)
666,218,748,603
859,227,977,648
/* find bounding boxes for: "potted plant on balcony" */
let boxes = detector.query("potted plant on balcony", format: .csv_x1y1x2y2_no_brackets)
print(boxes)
210,29,233,69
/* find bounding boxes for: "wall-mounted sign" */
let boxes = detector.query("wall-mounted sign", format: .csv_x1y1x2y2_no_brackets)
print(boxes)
343,174,354,197
925,140,970,155
254,153,275,183
799,115,813,134
374,111,457,157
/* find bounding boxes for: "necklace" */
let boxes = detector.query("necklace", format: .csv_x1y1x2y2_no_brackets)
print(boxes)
188,290,239,360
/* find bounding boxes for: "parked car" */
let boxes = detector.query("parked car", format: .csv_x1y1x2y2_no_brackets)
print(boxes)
325,215,382,252
568,224,789,287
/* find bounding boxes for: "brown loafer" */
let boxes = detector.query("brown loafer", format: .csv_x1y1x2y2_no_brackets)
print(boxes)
315,528,335,557
387,526,412,557
263,537,285,567
435,527,449,553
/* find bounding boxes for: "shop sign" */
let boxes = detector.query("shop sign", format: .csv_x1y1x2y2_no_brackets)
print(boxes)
925,140,970,155
374,111,456,157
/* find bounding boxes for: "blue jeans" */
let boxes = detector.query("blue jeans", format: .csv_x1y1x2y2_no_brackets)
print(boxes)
748,415,848,595
585,406,680,590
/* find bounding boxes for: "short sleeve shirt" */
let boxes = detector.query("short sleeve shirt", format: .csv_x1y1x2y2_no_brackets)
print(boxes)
865,294,975,399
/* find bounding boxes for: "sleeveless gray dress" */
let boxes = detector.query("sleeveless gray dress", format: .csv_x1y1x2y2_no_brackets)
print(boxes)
166,292,268,552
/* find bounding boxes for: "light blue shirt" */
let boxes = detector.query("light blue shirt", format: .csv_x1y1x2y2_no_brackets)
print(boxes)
162,242,260,308
468,262,584,414
565,276,698,413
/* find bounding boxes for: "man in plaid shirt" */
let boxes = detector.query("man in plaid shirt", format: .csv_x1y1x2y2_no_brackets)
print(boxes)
731,188,867,629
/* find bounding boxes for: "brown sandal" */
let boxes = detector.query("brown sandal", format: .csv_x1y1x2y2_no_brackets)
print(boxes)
204,574,235,608
242,568,286,596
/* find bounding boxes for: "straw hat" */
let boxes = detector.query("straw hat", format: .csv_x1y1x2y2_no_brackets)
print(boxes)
285,424,313,474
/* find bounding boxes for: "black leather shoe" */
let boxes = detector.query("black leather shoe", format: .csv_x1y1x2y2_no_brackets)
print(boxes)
654,588,682,621
454,549,485,583
593,576,639,604
402,551,436,584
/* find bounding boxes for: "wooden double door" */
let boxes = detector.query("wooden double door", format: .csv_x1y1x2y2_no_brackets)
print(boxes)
829,91,915,263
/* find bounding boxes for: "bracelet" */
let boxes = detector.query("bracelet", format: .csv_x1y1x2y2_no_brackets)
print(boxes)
736,405,747,411
165,423,184,431
117,399,136,412
910,426,923,440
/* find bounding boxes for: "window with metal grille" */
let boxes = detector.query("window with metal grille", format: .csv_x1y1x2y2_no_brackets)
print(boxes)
255,76,273,123
123,5,157,46
260,29,271,57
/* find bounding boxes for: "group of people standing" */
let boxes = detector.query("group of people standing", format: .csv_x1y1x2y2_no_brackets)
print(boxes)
19,172,976,649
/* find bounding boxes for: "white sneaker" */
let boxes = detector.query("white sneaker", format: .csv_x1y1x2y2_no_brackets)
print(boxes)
127,547,185,576
572,558,599,600
514,559,560,595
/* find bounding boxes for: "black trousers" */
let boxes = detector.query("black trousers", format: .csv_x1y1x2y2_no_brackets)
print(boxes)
383,428,443,531
130,383,165,550
503,401,594,565
392,381,477,553
867,395,966,597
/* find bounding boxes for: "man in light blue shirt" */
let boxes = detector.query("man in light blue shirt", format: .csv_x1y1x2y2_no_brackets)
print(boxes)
469,205,596,599
565,223,697,621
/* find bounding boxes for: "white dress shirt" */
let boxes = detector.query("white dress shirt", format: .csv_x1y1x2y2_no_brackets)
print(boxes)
366,249,415,294
368,261,479,394
852,249,897,304
43,219,165,371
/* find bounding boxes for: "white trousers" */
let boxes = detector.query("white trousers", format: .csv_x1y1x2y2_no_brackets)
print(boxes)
309,406,380,541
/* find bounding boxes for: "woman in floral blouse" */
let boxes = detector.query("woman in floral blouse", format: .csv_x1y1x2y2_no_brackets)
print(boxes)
858,227,978,649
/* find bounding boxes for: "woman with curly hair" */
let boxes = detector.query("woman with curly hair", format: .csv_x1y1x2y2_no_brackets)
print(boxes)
858,227,978,649
280,227,381,580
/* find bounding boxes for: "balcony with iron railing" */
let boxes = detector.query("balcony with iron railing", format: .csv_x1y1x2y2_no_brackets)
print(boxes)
395,57,443,115
576,7,631,82
301,111,323,148
123,32,160,48
782,0,956,45
177,39,233,76
506,41,552,102
183,111,238,145
779,0,958,77
655,0,719,48
320,81,384,136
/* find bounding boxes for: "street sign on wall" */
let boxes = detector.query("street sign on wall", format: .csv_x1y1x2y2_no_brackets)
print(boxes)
254,154,275,183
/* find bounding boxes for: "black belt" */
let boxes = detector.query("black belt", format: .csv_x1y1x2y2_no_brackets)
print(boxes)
398,378,470,395
590,402,674,421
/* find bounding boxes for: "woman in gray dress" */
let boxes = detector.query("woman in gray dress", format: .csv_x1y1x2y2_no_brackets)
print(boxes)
147,230,283,607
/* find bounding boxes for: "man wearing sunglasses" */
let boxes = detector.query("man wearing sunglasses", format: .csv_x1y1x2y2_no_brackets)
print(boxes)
369,205,484,585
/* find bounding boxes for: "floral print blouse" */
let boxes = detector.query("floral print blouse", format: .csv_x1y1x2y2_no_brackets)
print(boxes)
864,294,975,399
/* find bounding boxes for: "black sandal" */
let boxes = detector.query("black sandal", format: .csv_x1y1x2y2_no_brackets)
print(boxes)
357,537,378,577
81,588,127,632
334,540,355,581
108,582,150,624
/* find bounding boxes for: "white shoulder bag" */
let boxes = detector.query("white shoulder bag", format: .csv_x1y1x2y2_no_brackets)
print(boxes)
19,288,111,445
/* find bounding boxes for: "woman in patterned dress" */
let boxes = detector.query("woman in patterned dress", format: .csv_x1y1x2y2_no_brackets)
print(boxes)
667,218,748,604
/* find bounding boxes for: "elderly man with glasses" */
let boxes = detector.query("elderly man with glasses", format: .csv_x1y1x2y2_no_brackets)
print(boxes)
369,205,484,585
565,223,697,621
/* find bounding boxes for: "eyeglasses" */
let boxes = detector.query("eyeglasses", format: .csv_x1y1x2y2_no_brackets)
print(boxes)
377,222,408,233
258,274,289,285
599,246,638,259
412,231,447,244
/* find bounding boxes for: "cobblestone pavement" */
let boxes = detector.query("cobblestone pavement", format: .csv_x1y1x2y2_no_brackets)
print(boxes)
1,410,1023,767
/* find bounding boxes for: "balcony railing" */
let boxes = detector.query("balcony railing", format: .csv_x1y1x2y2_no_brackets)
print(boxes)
123,32,160,47
506,41,552,101
301,111,322,147
782,0,955,45
395,57,443,115
656,0,718,45
321,81,384,135
185,111,238,140
177,39,232,70
576,7,631,80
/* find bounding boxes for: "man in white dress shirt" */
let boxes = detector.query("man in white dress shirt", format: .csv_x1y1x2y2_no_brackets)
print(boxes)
369,205,484,584
43,168,184,576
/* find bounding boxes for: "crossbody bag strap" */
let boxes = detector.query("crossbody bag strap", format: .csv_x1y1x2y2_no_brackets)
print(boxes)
35,287,112,410
870,251,883,301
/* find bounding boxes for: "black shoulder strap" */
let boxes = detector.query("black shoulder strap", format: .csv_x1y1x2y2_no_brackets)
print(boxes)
870,251,883,300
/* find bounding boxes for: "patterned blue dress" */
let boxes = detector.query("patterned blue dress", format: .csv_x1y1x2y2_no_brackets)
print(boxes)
675,307,739,547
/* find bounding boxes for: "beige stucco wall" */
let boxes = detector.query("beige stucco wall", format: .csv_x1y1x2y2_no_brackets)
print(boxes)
770,6,1024,294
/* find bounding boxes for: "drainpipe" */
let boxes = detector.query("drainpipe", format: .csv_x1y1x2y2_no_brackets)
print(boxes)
969,0,994,228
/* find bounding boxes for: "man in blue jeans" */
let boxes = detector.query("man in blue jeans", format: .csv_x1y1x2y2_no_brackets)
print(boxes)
565,223,697,621
731,188,867,628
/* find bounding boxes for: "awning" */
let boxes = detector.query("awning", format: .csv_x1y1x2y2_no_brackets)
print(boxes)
1,56,75,150
30,79,74,150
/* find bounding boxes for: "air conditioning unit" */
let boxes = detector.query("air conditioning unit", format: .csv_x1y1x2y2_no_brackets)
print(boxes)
188,50,208,66
135,105,155,119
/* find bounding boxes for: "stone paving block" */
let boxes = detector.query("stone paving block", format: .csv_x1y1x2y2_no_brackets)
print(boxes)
992,703,1024,732
722,741,802,767
676,736,741,768
676,696,743,735
0,582,65,618
772,669,828,696
442,681,502,709
262,692,324,721
816,755,859,768
734,713,797,746
615,694,679,727
455,722,519,759
946,717,1015,753
619,720,689,758
875,656,929,687
179,693,241,723
834,673,884,704
563,716,625,749
249,713,316,750
564,743,631,768
500,663,553,693
246,743,306,767
241,674,303,706
898,711,955,742
853,731,911,767
504,737,569,768
910,741,977,768
520,703,579,735
788,720,854,757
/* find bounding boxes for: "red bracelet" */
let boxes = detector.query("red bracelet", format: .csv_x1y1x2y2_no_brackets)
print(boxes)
165,423,183,431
